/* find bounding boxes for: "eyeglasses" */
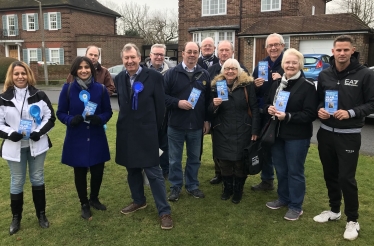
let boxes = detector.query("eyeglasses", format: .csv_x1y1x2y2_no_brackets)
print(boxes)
185,51,199,55
151,52,165,57
224,67,238,71
266,43,282,48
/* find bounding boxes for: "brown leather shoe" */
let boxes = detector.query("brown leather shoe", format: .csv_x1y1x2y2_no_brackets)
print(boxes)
160,214,173,230
120,202,147,215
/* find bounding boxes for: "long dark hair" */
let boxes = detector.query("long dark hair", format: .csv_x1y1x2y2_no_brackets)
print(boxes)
70,56,97,81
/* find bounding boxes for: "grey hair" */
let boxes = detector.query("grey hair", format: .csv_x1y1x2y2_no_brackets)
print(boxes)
220,58,244,75
150,44,167,54
281,48,304,69
86,45,100,57
218,40,234,51
120,43,141,58
265,33,285,47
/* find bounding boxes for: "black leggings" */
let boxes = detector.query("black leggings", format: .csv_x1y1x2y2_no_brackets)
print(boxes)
74,163,105,205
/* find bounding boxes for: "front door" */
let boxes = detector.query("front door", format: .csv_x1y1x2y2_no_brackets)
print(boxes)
9,45,18,59
255,38,266,66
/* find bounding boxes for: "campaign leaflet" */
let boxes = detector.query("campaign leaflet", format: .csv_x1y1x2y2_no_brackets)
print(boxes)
258,61,269,81
325,90,338,115
275,91,290,113
216,80,228,101
82,101,98,123
18,119,33,140
187,88,201,109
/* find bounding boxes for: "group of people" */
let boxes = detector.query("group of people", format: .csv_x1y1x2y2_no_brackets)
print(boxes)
0,33,373,241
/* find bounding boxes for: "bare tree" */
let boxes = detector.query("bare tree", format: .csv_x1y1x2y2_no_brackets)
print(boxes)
98,0,178,44
327,0,374,27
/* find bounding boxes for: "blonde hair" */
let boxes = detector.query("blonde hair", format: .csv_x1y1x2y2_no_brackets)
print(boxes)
3,61,36,92
281,48,304,70
221,58,244,75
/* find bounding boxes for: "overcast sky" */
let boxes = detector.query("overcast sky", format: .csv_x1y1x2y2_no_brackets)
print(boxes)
99,0,178,12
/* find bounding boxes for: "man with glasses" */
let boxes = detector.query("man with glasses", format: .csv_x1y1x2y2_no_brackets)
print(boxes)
164,41,211,201
67,45,115,96
251,33,286,192
145,44,171,180
197,37,219,69
207,40,249,185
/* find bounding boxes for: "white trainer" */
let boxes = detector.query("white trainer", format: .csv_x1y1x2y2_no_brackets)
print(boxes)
313,210,341,223
343,221,360,240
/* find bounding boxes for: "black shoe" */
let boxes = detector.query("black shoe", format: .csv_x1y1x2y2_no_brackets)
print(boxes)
9,214,21,235
251,180,274,191
210,175,222,185
81,204,92,220
168,187,181,202
89,199,107,211
38,211,49,228
221,176,233,200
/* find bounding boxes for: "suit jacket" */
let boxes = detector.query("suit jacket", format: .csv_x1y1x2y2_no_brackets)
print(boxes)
114,66,165,168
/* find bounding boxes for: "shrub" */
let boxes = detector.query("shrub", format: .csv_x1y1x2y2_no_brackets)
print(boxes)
0,57,18,83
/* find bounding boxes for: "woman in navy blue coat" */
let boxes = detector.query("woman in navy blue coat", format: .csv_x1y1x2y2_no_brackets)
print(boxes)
57,56,112,220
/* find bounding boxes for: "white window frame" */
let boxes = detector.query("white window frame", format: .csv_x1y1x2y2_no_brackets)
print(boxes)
7,15,16,36
28,49,38,63
261,0,281,12
48,12,58,30
49,48,60,64
192,30,235,56
26,13,36,31
283,36,290,49
202,0,227,16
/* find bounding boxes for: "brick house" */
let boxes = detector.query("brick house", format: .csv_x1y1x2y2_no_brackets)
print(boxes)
0,0,143,68
179,0,374,72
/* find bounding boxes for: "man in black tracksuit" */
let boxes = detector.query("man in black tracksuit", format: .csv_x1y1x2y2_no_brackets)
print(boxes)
313,35,374,241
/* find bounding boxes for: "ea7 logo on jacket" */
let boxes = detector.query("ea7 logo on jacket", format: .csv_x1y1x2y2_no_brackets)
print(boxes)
344,79,359,87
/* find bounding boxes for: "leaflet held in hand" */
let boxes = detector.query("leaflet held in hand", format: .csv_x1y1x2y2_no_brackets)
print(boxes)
325,90,338,115
275,91,290,113
188,88,201,109
216,80,228,101
18,119,33,140
258,61,269,81
82,101,98,123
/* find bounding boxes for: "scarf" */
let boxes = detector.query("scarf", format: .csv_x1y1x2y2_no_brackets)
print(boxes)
273,71,301,105
202,53,215,68
76,75,92,90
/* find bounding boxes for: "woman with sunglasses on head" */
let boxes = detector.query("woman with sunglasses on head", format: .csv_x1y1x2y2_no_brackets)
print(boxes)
57,56,112,220
209,58,260,204
0,61,55,235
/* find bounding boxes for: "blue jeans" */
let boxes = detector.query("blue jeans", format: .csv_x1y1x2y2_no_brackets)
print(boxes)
126,166,171,216
271,138,310,212
168,126,201,191
7,147,47,194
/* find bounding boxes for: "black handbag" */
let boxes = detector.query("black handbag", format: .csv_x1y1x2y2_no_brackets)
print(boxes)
260,117,278,147
243,140,264,175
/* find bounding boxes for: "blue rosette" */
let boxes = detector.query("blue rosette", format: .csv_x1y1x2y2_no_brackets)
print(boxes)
79,90,90,107
29,105,42,125
132,81,144,110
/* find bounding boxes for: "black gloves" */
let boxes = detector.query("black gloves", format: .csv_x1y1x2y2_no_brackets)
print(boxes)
70,115,84,126
85,115,102,125
8,132,24,142
29,131,41,142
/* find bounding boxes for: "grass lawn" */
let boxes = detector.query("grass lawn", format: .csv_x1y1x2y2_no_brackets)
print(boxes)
1,107,373,246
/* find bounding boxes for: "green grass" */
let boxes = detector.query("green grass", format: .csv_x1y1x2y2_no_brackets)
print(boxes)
1,107,373,245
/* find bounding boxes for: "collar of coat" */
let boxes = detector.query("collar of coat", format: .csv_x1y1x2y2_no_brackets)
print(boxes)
211,72,254,92
1,85,39,101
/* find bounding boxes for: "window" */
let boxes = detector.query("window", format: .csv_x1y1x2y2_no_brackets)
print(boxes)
44,12,61,30
192,31,235,55
22,48,41,64
22,14,39,31
49,49,60,64
202,0,226,16
28,14,35,30
283,36,290,49
2,15,18,36
261,0,281,12
29,49,38,62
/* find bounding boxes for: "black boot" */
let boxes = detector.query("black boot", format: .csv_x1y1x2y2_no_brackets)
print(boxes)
81,203,92,220
221,176,233,200
232,176,247,204
32,185,49,228
9,193,23,235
